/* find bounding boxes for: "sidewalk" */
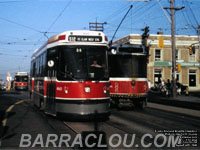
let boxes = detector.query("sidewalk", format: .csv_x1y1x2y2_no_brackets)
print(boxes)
148,90,200,110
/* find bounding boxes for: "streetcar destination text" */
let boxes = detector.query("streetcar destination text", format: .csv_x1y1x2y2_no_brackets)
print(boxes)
68,36,102,42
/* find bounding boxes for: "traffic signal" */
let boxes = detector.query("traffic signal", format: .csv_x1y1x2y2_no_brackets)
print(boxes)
189,46,192,55
177,64,181,72
142,26,149,46
158,37,164,48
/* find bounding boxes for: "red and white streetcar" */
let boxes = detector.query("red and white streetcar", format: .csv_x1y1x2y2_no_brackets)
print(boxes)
14,72,29,90
30,30,110,118
108,36,149,109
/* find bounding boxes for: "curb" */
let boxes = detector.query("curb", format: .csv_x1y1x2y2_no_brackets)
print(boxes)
148,96,200,110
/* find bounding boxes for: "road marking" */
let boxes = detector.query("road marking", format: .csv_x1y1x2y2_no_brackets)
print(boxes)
2,119,7,127
6,105,15,113
0,100,24,147
15,100,24,105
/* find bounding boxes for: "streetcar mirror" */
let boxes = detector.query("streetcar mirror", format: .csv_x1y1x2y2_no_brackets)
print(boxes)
48,60,54,67
111,49,117,55
90,73,95,78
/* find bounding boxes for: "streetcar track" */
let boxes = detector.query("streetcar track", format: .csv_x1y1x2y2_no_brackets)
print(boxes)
145,107,200,128
113,107,200,131
63,122,79,134
63,119,159,149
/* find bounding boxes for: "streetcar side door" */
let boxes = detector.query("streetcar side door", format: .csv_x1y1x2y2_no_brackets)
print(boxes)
45,48,57,115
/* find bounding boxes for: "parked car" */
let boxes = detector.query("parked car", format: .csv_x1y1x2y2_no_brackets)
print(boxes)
0,84,6,91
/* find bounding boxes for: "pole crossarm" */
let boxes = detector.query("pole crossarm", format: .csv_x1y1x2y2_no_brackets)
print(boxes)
164,6,185,11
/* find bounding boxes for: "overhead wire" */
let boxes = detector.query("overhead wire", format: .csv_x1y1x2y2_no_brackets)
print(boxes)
105,2,147,32
32,0,73,50
0,16,42,33
0,0,24,3
46,0,72,32
103,1,135,23
185,0,199,26
182,0,197,31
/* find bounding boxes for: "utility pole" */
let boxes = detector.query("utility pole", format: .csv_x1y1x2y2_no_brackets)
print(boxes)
89,21,107,32
164,0,184,98
198,25,200,52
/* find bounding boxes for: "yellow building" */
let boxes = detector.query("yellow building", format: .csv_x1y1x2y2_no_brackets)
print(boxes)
113,33,200,91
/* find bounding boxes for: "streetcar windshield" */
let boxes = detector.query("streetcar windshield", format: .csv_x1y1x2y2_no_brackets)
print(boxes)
14,76,28,82
109,55,147,78
58,46,108,81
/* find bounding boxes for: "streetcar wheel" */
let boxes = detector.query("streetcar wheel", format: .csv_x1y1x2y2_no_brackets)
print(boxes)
40,100,44,111
29,92,31,99
110,98,119,108
138,101,145,109
134,99,147,110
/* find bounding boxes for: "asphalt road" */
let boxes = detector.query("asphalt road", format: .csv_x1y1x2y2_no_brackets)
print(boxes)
0,90,199,149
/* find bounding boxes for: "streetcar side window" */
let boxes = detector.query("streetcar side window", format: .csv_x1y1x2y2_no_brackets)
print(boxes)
39,54,43,76
42,52,47,76
30,61,33,77
33,62,36,77
36,57,39,77
47,48,58,77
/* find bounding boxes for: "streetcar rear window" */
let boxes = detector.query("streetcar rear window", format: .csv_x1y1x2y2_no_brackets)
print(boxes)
119,47,143,53
109,55,147,78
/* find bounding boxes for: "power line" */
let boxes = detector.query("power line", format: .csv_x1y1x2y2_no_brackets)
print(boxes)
32,0,72,50
103,2,133,22
0,0,24,3
0,16,42,33
182,0,197,31
46,0,72,31
185,0,199,26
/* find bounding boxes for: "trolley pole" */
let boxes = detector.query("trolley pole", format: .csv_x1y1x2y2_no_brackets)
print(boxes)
164,0,184,98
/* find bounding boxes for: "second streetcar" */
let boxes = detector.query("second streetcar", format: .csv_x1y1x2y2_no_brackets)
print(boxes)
108,39,149,109
14,72,29,90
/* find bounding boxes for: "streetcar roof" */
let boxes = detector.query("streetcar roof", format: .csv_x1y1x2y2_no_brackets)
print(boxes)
31,30,108,59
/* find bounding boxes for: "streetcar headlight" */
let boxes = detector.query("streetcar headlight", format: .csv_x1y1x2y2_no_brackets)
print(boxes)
131,80,136,89
85,86,90,93
104,90,107,94
65,90,68,94
131,80,136,86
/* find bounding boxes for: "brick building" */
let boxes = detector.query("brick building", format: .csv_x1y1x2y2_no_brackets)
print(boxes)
113,33,200,91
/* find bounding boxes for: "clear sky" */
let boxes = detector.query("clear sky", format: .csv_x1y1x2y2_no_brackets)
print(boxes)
0,0,199,80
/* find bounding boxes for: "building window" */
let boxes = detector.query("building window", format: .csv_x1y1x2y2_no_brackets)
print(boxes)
175,72,180,82
155,49,161,61
154,69,162,84
189,70,196,87
176,49,179,60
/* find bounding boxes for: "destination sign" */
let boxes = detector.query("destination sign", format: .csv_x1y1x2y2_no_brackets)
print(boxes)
68,36,102,42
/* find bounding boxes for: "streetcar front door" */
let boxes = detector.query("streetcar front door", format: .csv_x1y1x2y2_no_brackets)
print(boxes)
45,48,57,115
